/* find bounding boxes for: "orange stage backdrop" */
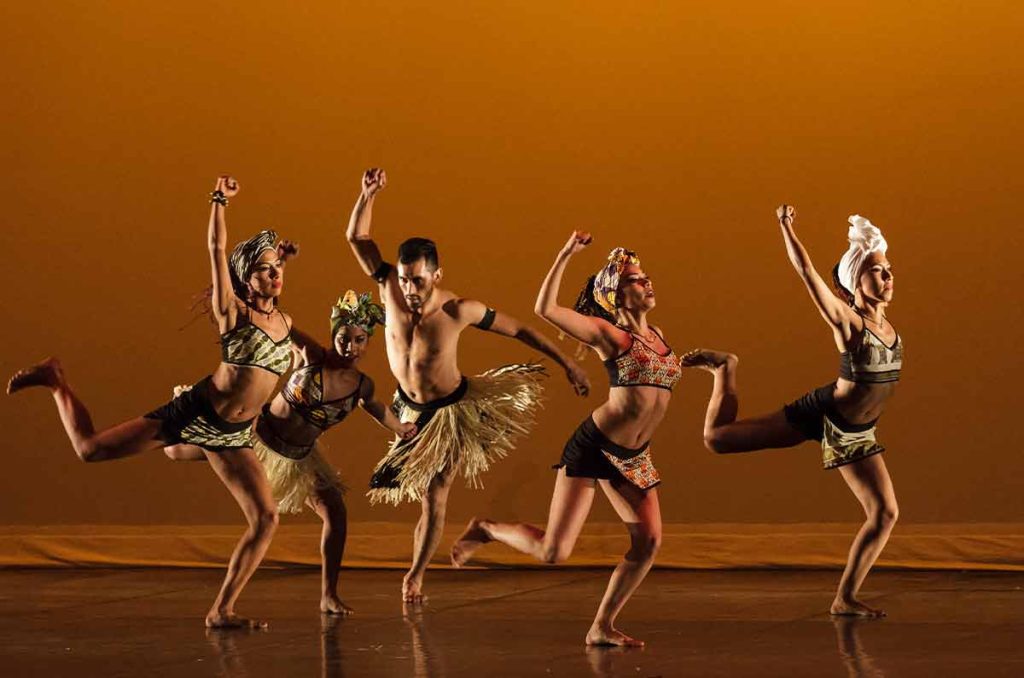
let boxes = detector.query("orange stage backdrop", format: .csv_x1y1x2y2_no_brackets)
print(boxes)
1,2,1021,568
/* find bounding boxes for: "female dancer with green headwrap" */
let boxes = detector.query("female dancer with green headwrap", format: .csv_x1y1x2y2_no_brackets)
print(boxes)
7,176,306,628
168,290,417,614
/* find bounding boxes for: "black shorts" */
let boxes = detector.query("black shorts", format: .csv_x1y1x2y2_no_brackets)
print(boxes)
554,416,653,483
783,382,884,470
144,376,254,451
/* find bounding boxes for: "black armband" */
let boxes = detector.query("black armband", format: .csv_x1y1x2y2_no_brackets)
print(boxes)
474,307,497,330
372,261,393,283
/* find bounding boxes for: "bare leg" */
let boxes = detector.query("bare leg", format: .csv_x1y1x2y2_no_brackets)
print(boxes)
403,468,456,603
8,357,166,461
831,454,898,617
308,485,352,615
585,479,661,647
204,447,280,628
164,444,208,461
682,349,806,453
452,468,597,566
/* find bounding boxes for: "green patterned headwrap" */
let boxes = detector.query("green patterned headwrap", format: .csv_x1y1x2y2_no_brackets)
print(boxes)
331,290,385,338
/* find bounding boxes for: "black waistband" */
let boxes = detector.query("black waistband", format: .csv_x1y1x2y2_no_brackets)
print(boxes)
397,377,469,412
581,416,650,459
256,406,315,460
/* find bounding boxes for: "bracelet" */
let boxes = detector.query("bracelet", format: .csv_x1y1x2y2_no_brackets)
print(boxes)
210,190,229,206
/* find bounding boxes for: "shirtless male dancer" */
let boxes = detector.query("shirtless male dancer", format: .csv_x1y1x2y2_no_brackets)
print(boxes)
345,168,591,602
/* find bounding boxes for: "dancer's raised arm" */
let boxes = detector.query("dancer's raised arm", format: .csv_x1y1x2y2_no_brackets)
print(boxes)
777,205,852,330
345,168,388,277
535,231,619,358
208,176,240,331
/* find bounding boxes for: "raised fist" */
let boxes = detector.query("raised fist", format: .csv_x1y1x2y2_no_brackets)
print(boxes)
216,176,240,198
277,239,300,262
362,168,387,199
776,204,795,226
561,230,593,256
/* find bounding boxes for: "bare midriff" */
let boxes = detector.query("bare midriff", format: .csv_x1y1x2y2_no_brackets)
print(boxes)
833,378,897,424
207,363,281,423
591,386,673,449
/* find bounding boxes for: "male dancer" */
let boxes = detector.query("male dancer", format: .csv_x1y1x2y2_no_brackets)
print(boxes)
345,168,590,602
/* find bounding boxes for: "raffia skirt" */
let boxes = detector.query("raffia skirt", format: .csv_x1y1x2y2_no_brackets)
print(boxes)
252,415,345,514
367,363,546,505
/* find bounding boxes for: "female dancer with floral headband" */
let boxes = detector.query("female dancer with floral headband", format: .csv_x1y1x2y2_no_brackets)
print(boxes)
451,231,682,647
683,206,902,617
7,177,301,629
168,291,418,615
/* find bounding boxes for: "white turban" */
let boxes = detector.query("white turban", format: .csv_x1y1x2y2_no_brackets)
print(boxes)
837,215,887,296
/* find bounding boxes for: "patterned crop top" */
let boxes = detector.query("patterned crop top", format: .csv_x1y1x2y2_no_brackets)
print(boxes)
282,364,364,430
221,314,293,376
839,320,903,384
604,328,682,390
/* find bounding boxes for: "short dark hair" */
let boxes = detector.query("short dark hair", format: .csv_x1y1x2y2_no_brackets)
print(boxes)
397,237,439,270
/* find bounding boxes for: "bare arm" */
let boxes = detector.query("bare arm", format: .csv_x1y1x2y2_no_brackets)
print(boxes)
535,231,619,356
777,205,853,330
345,168,387,276
359,377,418,439
458,298,591,397
208,176,240,332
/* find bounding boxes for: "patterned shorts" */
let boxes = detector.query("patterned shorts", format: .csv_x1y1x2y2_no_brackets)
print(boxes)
144,376,254,452
554,416,661,490
783,382,885,470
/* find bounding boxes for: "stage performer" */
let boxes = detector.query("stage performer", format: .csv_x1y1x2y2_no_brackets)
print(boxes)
8,177,304,629
683,206,902,617
166,290,418,615
344,168,591,603
451,232,680,648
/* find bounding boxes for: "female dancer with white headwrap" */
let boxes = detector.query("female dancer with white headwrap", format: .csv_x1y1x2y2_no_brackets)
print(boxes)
683,205,902,617
7,177,305,628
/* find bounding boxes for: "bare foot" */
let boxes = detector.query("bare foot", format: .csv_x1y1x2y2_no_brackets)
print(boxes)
830,597,886,618
7,357,63,394
321,594,354,615
680,349,738,372
205,611,269,629
450,517,491,567
586,624,645,647
402,575,426,604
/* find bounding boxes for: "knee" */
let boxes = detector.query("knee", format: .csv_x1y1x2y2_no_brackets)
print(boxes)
74,440,101,462
631,532,662,561
253,508,280,535
869,501,898,530
540,542,572,565
703,431,731,454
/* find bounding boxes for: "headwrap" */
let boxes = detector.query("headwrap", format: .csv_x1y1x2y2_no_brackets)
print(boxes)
331,290,385,337
837,216,888,296
229,229,278,298
591,247,642,315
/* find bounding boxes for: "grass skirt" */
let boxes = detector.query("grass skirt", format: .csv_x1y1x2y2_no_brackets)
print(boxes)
252,432,345,514
367,363,546,505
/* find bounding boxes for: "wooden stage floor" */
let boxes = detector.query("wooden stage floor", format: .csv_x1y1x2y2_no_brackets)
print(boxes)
1,568,1022,677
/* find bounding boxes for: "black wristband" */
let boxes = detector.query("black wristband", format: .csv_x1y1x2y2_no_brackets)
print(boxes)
210,190,229,206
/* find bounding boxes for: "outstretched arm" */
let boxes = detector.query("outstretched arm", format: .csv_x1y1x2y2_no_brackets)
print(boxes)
458,298,591,397
359,376,418,439
777,205,853,330
535,231,619,357
208,176,240,332
345,168,388,277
